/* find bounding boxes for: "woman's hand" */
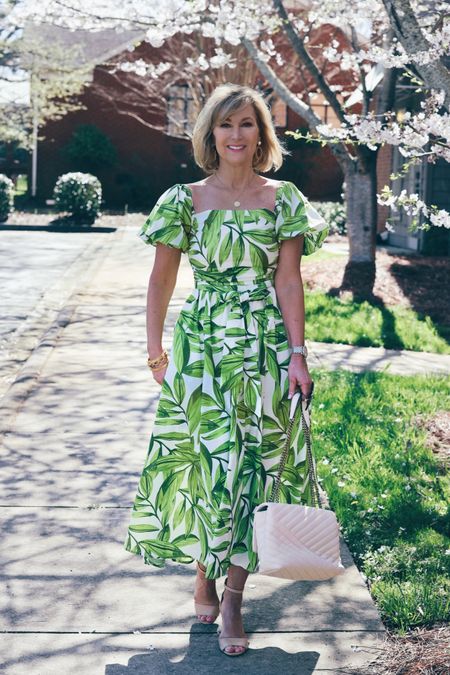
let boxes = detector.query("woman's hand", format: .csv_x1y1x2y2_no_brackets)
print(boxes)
287,356,313,400
151,363,168,386
148,347,168,386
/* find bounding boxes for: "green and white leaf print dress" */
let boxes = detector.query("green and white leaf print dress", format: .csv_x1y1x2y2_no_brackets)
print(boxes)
124,181,330,579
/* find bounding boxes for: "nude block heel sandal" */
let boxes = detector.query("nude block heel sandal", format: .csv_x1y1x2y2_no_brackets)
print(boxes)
194,562,220,624
217,578,249,657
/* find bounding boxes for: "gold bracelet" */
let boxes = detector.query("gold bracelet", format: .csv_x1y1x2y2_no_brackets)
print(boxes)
148,357,166,369
147,349,167,365
150,360,168,372
147,349,168,369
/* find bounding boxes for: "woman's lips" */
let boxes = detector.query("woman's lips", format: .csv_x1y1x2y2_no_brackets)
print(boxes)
227,145,246,152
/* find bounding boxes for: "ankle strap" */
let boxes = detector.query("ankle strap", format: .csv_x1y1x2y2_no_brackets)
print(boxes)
224,578,244,594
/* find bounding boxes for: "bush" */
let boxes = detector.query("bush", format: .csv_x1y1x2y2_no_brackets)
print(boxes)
0,174,14,222
311,201,346,235
53,172,102,224
63,124,117,173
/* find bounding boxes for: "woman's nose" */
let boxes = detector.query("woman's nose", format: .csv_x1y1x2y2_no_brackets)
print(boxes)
230,127,242,140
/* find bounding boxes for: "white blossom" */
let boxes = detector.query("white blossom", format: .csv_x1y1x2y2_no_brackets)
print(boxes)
8,0,450,230
430,210,450,229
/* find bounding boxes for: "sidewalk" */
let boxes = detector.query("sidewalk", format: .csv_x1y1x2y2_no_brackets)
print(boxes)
2,224,440,674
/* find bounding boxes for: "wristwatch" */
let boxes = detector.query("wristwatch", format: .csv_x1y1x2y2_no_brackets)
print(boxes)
291,345,308,358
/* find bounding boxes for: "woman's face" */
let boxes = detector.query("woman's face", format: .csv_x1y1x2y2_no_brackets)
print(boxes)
212,103,260,169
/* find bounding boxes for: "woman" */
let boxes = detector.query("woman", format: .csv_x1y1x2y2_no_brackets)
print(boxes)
124,83,329,656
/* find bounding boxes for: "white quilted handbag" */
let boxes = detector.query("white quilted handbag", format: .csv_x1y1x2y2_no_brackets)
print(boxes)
252,382,346,581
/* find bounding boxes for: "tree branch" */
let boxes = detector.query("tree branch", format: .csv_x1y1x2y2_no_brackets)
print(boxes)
382,0,450,110
272,0,348,125
243,38,351,171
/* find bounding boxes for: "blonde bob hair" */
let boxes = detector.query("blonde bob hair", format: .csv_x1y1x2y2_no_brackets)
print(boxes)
192,83,289,174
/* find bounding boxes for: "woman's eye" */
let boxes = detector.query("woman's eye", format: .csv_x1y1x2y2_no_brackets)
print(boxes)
219,121,254,127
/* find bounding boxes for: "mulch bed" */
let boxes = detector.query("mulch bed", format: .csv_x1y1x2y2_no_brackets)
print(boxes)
303,235,450,327
353,624,449,675
414,410,450,469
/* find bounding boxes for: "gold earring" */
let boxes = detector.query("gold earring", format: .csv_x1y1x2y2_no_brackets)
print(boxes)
254,144,263,162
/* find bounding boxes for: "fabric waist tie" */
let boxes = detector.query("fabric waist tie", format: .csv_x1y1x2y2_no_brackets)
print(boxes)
193,270,275,304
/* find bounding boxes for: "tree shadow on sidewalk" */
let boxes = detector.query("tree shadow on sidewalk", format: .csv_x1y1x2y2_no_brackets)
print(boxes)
104,625,320,675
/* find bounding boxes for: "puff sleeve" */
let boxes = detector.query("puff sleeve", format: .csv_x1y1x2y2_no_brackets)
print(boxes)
139,184,191,253
275,181,329,255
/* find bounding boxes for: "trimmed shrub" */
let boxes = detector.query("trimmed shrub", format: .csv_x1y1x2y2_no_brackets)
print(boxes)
53,172,102,224
0,174,14,222
311,201,346,235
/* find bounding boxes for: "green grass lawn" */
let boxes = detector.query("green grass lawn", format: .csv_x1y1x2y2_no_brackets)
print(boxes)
13,174,28,197
305,291,449,354
312,369,449,633
303,249,346,263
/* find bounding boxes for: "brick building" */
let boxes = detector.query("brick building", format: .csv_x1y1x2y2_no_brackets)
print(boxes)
35,27,344,210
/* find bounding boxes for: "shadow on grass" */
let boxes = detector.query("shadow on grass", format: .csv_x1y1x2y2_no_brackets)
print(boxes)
327,261,405,350
309,291,406,351
389,258,450,346
327,256,450,349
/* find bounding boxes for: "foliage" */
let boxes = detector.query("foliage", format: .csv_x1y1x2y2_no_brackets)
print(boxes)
53,172,102,224
362,531,450,630
311,201,346,235
0,173,14,222
62,124,117,173
0,18,90,147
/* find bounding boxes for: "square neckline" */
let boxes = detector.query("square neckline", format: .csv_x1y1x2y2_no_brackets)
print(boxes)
181,182,286,219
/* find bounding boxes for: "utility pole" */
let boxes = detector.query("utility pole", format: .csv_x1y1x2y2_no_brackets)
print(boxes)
31,71,38,198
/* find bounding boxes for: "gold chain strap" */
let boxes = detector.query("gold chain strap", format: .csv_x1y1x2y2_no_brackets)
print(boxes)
269,383,322,508
301,402,322,508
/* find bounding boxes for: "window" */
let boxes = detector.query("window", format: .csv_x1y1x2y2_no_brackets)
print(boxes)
271,97,287,128
166,84,196,137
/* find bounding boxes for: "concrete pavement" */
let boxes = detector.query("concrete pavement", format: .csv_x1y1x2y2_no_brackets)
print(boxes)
2,223,445,674
0,226,117,402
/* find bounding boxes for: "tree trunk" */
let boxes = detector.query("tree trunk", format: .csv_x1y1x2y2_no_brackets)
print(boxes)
345,159,377,263
329,156,379,300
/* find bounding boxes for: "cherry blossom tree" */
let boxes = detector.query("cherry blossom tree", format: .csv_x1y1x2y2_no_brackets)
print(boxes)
6,0,450,274
382,0,450,109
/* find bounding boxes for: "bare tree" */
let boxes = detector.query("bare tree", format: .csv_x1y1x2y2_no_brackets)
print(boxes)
91,33,260,138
